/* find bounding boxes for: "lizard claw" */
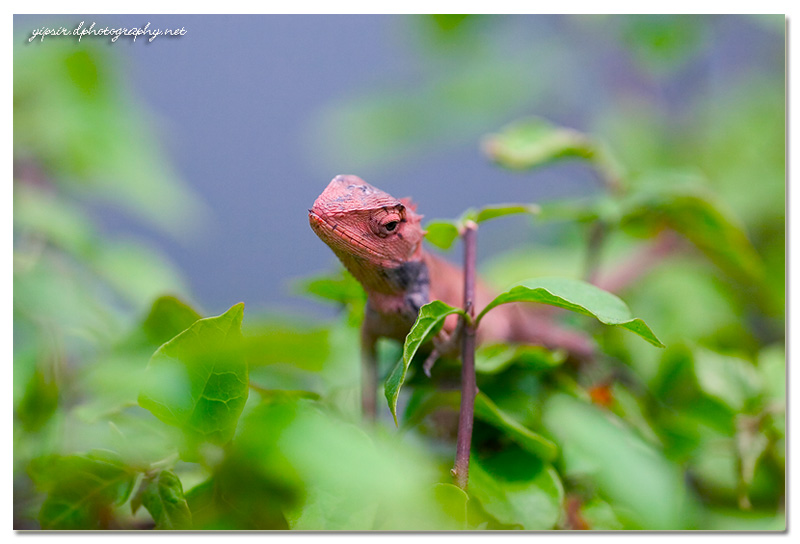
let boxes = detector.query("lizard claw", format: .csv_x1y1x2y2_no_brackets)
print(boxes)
423,349,439,377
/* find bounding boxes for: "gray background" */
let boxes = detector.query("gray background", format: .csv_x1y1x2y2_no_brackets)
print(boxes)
14,15,784,317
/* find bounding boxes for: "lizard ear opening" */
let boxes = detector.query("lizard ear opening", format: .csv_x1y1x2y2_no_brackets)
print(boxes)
399,197,417,212
398,198,423,223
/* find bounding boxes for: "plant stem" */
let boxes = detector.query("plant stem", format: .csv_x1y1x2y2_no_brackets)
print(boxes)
452,221,477,490
593,231,684,293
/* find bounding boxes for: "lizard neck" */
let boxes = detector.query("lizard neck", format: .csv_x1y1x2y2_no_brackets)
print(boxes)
363,252,430,320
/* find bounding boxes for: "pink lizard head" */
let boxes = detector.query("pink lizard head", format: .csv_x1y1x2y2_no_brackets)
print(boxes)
309,175,425,293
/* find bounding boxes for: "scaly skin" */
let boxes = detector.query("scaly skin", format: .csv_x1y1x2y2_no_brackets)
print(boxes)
309,175,594,418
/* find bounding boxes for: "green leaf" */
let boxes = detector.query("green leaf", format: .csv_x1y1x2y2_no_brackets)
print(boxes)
295,269,365,306
385,300,464,425
428,14,473,33
543,394,695,529
580,497,625,530
474,393,558,462
232,399,446,530
693,347,762,412
467,203,541,224
311,60,545,171
537,195,623,226
477,277,664,347
286,484,377,530
13,184,97,257
185,474,292,530
14,42,205,236
138,302,248,446
475,343,566,374
251,389,321,403
16,367,59,432
244,320,329,371
703,507,786,531
425,205,539,250
424,220,460,250
620,187,764,283
482,117,596,170
141,296,201,348
468,447,564,529
400,389,556,462
37,450,135,530
141,470,192,530
432,483,469,530
617,15,705,76
758,344,785,402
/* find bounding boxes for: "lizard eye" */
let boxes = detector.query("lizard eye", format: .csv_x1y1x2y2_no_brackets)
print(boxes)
371,208,404,237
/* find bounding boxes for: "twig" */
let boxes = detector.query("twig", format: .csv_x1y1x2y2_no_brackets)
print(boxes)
452,221,478,490
593,231,684,293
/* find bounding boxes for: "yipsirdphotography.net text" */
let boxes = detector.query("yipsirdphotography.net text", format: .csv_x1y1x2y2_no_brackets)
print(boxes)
28,20,187,43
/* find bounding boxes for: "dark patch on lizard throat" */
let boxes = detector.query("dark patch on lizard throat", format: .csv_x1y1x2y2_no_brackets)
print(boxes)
383,260,430,315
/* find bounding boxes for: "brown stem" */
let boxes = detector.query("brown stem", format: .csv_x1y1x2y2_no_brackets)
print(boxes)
593,231,684,293
452,221,477,490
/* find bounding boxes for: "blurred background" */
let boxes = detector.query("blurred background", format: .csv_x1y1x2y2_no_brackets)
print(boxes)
14,14,785,531
13,14,785,316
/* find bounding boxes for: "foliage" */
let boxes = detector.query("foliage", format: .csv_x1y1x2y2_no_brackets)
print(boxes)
476,277,664,346
14,15,784,531
384,300,464,424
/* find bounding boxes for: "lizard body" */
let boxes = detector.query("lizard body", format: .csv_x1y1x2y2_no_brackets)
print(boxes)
309,175,594,417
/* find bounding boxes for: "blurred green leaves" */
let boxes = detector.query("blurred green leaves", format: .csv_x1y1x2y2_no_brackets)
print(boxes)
141,296,202,347
16,368,59,433
425,203,540,250
475,343,566,375
225,397,459,530
432,483,469,529
484,117,609,173
617,15,707,75
311,60,543,171
139,303,248,448
14,43,203,532
36,450,136,530
693,348,761,412
620,185,765,284
14,15,784,532
543,394,695,529
475,393,558,462
307,16,558,173
137,470,192,530
469,447,563,530
14,40,204,235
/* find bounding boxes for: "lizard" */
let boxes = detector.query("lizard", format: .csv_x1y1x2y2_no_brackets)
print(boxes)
309,174,596,418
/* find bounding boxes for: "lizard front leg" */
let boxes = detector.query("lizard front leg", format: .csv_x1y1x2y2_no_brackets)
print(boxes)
423,319,464,377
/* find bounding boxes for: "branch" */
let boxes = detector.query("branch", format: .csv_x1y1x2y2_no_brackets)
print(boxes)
452,221,478,490
593,231,685,294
